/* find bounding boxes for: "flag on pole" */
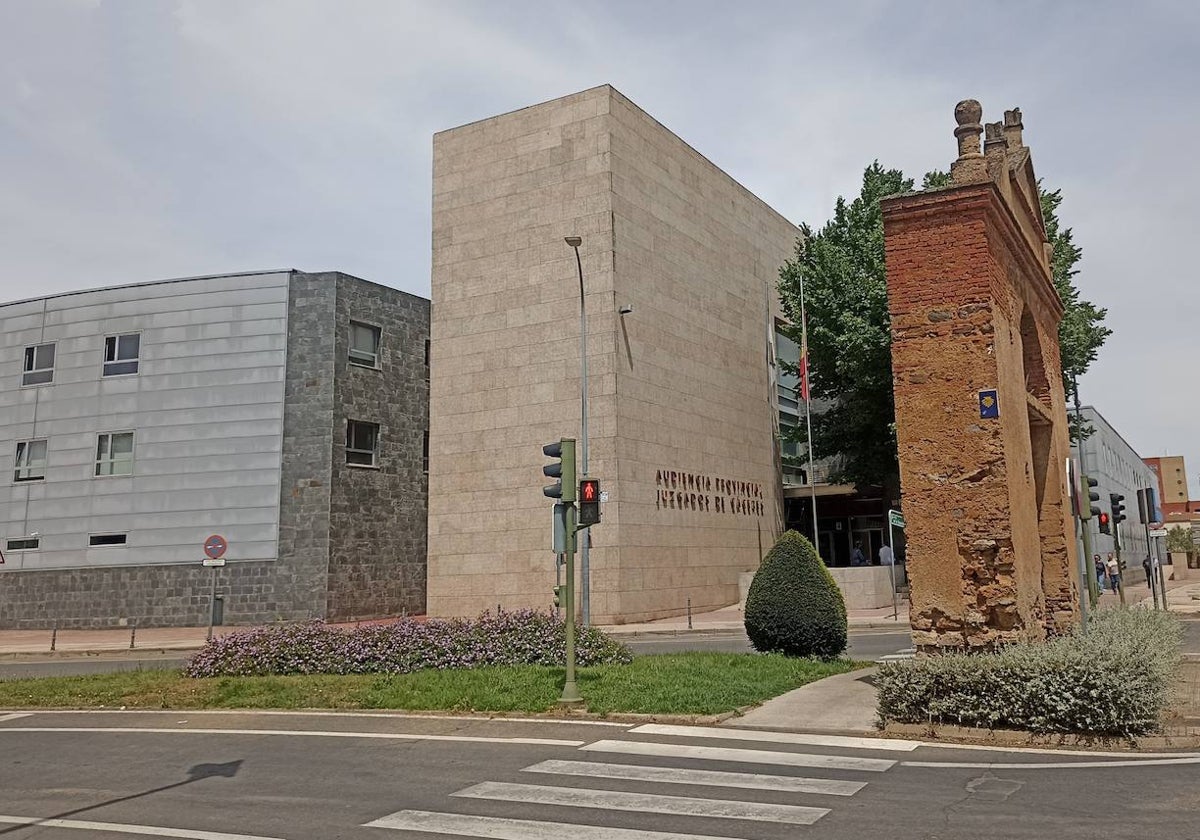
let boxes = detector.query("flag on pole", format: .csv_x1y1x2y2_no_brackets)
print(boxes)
798,316,811,402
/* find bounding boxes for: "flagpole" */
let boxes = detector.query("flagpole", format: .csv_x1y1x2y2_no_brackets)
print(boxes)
798,274,820,558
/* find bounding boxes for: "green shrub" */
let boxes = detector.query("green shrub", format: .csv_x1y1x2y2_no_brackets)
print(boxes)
876,608,1183,736
744,530,848,658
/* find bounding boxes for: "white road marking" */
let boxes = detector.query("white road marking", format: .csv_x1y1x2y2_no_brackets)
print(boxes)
364,810,752,840
903,756,1200,770
0,713,31,723
0,709,631,727
0,813,287,840
0,727,582,747
580,739,895,772
630,723,920,752
453,781,830,825
523,759,867,795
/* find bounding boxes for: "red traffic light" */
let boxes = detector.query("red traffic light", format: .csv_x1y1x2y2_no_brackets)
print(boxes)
578,479,601,526
580,479,599,502
1098,512,1109,525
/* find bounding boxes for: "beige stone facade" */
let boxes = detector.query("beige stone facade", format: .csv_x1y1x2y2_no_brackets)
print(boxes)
427,85,798,623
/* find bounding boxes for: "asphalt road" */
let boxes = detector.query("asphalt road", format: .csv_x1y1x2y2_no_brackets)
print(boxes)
0,710,1197,840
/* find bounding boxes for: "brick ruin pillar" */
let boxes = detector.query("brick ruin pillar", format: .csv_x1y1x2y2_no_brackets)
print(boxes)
882,100,1079,650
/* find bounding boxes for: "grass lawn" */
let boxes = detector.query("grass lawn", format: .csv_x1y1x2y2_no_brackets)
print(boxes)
0,653,861,716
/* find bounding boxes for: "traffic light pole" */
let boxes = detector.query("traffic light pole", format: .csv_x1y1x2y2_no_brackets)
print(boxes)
560,503,583,706
1072,378,1098,621
544,436,583,706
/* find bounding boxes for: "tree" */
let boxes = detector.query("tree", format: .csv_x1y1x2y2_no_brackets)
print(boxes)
744,530,847,658
777,163,1110,489
1166,526,1196,554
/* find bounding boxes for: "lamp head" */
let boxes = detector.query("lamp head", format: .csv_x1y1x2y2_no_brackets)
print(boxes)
564,236,582,248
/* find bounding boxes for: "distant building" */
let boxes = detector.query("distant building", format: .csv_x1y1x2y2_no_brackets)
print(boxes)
1071,406,1157,570
0,271,429,629
1145,455,1196,519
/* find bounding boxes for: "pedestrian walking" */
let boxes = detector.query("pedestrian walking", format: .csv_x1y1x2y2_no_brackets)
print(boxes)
1093,554,1106,593
1142,556,1154,590
1106,553,1121,594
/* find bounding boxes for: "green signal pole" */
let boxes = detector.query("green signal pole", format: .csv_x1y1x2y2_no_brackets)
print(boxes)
557,439,583,706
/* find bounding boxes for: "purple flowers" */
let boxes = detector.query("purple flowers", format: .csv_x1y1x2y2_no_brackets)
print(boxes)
185,609,632,677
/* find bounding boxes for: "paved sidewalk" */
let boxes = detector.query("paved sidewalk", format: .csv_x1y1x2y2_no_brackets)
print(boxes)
730,667,879,733
599,601,910,636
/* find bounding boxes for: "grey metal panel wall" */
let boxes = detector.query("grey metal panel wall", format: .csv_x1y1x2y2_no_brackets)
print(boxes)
0,272,290,571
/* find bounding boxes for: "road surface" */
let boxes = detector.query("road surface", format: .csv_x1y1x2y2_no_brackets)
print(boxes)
0,710,1196,839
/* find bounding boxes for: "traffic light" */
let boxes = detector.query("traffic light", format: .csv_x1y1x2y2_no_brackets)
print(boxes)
1080,475,1101,521
542,439,576,502
578,478,601,526
1110,493,1127,526
1098,510,1111,535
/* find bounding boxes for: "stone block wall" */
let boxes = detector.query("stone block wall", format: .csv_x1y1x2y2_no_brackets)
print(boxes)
326,273,429,620
427,85,796,623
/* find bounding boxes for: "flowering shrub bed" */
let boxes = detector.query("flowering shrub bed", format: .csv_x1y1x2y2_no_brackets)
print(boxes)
876,609,1183,736
185,610,632,678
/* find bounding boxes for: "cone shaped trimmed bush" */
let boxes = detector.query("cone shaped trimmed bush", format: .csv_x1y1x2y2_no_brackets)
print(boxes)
744,530,848,659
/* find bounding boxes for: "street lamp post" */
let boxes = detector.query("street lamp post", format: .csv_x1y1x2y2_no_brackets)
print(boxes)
565,236,590,626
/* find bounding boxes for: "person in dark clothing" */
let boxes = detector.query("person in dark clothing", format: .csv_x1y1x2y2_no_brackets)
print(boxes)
1094,554,1106,593
850,542,867,566
1143,556,1154,591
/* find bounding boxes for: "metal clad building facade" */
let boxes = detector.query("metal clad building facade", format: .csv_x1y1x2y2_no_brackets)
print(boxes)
0,271,429,629
0,272,289,571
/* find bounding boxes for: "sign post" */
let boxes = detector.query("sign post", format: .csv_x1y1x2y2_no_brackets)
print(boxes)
887,509,905,620
203,535,228,641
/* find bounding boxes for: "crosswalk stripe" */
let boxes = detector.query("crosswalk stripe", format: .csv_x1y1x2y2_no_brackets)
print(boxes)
363,810,753,840
452,781,830,825
580,739,895,772
523,759,867,796
628,723,920,752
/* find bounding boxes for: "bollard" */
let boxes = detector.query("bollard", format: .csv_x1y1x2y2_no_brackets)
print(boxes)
687,597,693,630
129,620,136,650
50,621,57,652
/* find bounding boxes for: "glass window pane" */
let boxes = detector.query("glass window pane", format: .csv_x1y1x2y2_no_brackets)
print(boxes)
112,433,134,456
105,336,116,361
35,343,55,369
29,440,46,463
24,346,34,370
96,435,109,460
118,334,139,360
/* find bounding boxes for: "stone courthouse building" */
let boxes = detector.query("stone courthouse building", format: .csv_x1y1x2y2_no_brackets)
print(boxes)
0,271,429,628
427,86,800,623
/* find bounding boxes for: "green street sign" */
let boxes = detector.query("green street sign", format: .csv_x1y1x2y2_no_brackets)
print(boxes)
888,509,906,529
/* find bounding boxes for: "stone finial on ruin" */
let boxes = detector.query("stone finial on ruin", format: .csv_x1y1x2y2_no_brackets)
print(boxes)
1003,108,1024,148
950,99,988,184
984,122,1011,189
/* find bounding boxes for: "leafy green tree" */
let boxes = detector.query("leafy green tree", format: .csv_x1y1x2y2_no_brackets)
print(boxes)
778,163,1110,489
1166,526,1196,554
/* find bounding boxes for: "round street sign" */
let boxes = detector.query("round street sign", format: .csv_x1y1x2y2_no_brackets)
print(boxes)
204,534,228,560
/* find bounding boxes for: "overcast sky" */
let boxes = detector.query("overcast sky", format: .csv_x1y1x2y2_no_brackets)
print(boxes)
2,0,1197,496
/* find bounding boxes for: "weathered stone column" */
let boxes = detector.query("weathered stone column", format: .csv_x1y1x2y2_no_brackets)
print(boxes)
882,100,1079,650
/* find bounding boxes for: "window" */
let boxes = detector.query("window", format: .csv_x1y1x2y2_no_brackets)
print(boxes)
14,439,48,482
89,533,127,547
349,321,381,368
423,430,429,473
346,420,379,466
5,537,39,551
103,333,141,376
95,432,134,476
424,339,431,379
22,342,55,386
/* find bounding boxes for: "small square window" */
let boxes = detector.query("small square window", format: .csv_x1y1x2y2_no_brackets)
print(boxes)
423,430,429,473
89,533,127,547
349,321,381,368
346,420,379,467
5,537,39,551
14,439,48,482
22,342,56,386
95,431,135,476
103,333,141,376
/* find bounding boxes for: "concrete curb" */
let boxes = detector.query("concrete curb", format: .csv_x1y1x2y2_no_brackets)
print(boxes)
881,722,1200,751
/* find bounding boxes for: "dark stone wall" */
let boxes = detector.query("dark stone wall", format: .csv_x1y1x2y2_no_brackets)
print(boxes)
325,273,429,620
273,272,337,621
